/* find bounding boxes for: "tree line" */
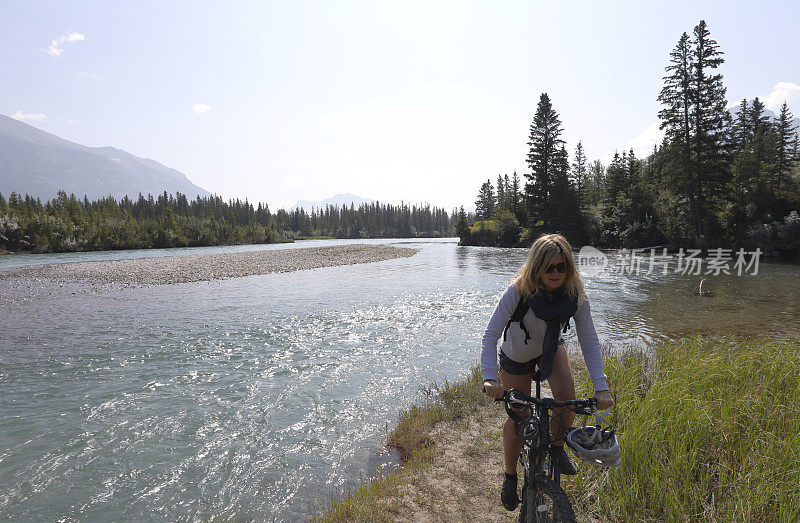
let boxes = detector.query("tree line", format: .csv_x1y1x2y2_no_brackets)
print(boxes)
274,201,452,239
0,190,454,253
462,20,800,254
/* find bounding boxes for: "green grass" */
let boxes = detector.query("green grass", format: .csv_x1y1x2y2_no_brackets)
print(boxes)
566,336,800,522
387,365,486,462
313,365,488,522
316,336,800,522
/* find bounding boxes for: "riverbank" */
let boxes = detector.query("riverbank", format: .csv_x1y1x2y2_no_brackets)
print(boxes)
0,244,418,286
0,244,419,309
316,336,800,521
314,366,513,522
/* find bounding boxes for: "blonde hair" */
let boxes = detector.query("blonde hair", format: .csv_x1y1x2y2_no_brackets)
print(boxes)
513,233,585,303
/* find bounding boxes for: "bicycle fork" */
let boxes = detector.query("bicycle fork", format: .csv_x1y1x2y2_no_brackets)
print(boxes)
520,443,553,520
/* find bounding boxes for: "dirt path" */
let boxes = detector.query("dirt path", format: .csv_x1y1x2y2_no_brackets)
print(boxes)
376,383,602,522
382,399,515,522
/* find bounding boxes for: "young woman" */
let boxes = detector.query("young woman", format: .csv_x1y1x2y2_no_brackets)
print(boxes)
481,233,613,511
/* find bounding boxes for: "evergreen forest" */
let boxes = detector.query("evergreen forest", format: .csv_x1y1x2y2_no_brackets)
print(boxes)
0,191,453,253
460,20,800,255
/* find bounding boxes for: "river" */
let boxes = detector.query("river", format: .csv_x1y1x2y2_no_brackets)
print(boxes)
1,238,798,520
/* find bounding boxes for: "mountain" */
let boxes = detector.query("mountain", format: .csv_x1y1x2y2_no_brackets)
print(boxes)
0,114,211,201
290,193,374,212
728,105,800,130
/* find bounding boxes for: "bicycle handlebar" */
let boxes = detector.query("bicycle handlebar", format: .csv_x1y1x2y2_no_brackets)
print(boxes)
495,388,597,414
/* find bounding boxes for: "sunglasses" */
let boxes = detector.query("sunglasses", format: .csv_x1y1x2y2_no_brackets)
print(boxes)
543,262,567,274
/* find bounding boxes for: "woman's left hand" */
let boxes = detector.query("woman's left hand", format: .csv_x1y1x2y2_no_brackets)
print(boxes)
593,390,614,410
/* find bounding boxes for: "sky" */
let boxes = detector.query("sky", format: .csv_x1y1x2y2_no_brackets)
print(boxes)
2,1,799,211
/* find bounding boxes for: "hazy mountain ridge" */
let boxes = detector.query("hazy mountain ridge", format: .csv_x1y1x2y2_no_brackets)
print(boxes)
290,193,374,212
0,114,211,201
728,105,800,129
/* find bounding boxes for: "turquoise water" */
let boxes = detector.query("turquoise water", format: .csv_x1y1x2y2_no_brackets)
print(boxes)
1,239,798,520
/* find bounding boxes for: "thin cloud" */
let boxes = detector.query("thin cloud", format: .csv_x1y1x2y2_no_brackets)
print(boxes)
193,104,211,114
11,110,47,122
46,32,85,57
76,71,106,81
728,82,800,112
762,82,800,111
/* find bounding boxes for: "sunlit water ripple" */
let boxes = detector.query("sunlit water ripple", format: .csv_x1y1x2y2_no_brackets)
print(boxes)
1,238,798,520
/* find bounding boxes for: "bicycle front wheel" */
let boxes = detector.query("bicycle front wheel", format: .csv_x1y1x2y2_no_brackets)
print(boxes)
519,474,575,523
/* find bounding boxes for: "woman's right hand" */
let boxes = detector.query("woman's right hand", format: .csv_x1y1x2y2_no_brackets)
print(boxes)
483,380,504,399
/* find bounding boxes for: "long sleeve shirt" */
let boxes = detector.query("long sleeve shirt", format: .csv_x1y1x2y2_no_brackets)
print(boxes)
480,284,609,391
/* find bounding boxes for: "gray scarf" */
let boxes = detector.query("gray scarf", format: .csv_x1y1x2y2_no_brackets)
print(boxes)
528,287,578,380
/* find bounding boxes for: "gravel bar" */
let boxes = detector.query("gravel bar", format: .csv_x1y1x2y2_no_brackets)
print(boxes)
0,244,418,286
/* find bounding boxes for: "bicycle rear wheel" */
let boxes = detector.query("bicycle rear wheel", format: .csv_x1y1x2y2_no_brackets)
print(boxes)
519,474,575,523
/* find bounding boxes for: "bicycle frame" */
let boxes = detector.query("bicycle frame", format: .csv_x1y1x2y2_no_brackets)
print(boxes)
499,382,595,522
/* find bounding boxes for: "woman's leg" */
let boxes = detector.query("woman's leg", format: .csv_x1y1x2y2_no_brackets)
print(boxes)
500,368,532,474
548,343,576,445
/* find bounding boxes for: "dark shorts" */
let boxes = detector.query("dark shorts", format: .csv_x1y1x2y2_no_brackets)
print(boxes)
499,341,565,376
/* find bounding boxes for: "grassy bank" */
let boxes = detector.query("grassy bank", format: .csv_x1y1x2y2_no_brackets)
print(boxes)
314,366,491,522
567,336,800,521
317,336,800,521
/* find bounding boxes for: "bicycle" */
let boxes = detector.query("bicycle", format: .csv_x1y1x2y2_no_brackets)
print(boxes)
492,374,596,523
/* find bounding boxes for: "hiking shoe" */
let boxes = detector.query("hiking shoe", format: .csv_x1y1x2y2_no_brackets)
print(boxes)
552,444,578,475
501,472,520,510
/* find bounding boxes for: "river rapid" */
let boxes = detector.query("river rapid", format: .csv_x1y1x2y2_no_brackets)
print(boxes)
1,238,798,520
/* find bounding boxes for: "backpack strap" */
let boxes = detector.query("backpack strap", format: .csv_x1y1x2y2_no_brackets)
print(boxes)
503,294,531,345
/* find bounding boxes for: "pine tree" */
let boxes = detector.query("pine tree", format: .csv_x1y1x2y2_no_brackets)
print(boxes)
690,20,730,240
626,149,640,196
748,97,771,145
746,97,773,171
504,174,512,213
732,99,751,149
775,101,798,193
658,32,693,166
475,179,496,220
550,145,582,241
511,170,524,223
657,21,731,244
690,22,729,178
625,149,648,223
588,160,605,206
456,206,469,239
572,141,589,211
658,32,696,237
604,152,625,204
496,174,507,214
793,134,800,164
525,93,565,228
729,97,770,219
